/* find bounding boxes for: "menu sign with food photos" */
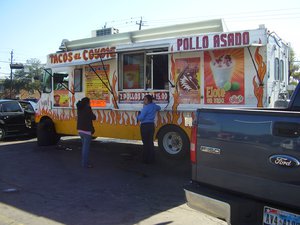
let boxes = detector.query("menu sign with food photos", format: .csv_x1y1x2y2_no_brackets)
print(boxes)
85,64,110,106
175,58,201,104
53,90,69,107
204,48,245,105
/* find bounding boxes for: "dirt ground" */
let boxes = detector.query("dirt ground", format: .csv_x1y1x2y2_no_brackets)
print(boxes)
0,136,226,225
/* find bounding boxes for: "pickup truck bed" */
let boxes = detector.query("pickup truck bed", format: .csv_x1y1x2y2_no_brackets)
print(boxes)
184,107,300,225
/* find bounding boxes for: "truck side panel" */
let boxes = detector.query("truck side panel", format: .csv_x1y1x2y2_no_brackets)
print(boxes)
195,108,300,209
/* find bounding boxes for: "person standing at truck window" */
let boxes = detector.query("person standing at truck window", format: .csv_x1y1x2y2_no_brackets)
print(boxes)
137,95,161,164
76,97,96,168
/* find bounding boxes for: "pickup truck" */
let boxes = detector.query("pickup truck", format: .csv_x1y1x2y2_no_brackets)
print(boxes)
184,84,300,225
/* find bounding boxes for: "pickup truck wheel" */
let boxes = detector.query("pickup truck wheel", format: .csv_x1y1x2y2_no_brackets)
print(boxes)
157,125,189,159
37,119,60,146
0,127,5,141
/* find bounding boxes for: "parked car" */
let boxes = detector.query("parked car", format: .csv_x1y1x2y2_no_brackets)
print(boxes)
0,99,36,140
23,98,39,103
18,100,38,112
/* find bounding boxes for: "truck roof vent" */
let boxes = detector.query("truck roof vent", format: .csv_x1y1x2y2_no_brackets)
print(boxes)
92,27,119,37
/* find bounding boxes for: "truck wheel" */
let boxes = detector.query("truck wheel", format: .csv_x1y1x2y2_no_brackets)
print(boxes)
0,127,5,141
37,119,60,146
157,125,190,159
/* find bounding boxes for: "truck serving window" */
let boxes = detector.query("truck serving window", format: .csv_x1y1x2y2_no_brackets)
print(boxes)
53,72,69,90
122,53,144,90
119,48,168,90
74,69,83,92
151,53,168,90
53,72,69,107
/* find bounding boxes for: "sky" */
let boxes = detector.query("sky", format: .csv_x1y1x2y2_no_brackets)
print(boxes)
1,0,300,78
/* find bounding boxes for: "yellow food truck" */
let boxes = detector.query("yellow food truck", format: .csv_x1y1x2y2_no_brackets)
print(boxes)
36,19,290,159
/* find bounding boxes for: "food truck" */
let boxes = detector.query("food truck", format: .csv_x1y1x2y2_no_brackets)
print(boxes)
36,19,290,159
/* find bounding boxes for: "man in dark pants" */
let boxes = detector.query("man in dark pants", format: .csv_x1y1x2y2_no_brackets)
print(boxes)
137,95,161,164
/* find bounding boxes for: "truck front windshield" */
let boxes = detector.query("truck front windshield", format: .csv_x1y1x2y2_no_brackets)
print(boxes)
43,69,52,93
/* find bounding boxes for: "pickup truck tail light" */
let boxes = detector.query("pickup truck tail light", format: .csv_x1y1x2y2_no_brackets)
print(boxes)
190,125,197,164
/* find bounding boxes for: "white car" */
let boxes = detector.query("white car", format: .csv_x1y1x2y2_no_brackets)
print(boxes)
18,100,37,112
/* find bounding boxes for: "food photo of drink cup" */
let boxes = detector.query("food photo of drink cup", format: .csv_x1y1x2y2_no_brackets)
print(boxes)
125,73,135,88
209,52,235,89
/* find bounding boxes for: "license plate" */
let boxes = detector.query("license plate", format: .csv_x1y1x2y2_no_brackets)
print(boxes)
263,206,300,225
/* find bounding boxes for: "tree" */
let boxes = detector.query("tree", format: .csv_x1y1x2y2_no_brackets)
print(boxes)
2,79,27,98
3,58,44,99
289,48,300,85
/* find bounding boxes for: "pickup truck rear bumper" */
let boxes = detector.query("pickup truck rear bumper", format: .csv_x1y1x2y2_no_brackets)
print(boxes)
184,181,267,225
184,181,231,224
185,187,231,222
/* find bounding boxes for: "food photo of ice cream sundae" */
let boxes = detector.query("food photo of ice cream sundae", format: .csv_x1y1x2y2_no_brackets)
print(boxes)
209,52,235,89
178,65,200,92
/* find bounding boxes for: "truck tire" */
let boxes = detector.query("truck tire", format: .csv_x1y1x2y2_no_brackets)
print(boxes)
0,127,5,141
157,125,190,159
37,119,60,146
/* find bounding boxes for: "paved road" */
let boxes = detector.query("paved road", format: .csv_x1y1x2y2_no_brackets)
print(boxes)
0,137,226,225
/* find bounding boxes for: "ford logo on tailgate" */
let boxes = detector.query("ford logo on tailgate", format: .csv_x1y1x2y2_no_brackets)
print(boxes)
269,155,300,168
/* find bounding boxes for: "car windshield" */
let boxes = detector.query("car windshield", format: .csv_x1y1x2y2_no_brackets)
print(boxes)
19,101,36,112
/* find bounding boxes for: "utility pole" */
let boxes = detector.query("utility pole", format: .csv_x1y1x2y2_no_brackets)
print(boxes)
10,50,13,99
8,51,24,99
136,17,144,30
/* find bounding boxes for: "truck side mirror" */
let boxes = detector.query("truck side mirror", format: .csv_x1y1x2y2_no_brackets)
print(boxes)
274,99,289,108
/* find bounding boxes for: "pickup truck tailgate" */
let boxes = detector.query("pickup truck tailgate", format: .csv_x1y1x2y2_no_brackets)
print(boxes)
194,108,300,209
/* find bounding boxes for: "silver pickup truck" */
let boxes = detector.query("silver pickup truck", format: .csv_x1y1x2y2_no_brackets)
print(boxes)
184,84,300,225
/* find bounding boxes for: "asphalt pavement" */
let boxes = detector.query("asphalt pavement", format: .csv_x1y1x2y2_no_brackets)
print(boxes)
0,136,226,225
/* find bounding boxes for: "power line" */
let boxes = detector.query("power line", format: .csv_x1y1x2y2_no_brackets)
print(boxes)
101,7,300,29
142,7,300,28
96,7,300,30
0,8,299,61
148,7,300,22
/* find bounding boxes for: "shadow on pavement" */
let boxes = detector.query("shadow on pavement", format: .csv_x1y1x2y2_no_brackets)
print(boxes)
0,137,192,225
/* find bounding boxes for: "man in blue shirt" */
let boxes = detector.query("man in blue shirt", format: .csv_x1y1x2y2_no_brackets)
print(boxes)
137,95,161,164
